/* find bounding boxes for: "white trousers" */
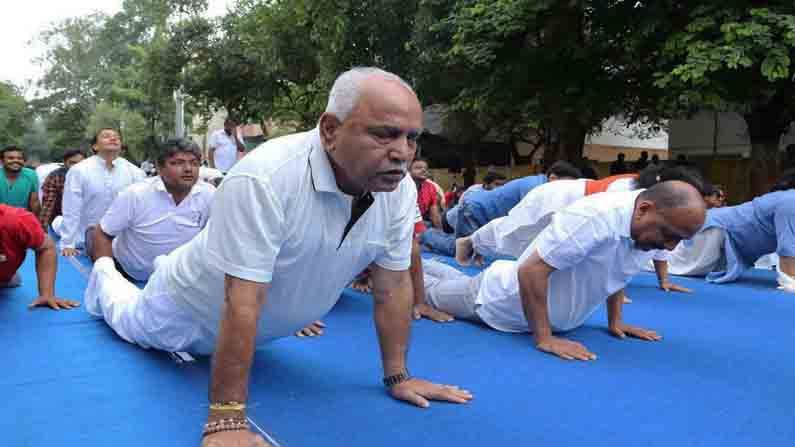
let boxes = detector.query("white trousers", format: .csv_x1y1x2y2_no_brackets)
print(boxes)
423,259,483,322
84,257,212,354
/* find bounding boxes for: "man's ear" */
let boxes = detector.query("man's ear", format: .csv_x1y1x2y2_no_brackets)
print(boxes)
319,113,342,152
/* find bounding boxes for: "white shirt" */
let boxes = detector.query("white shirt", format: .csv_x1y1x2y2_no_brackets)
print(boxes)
61,156,146,249
606,177,637,192
159,128,417,348
199,166,224,184
472,177,640,259
642,227,725,276
36,163,62,203
99,177,215,281
475,190,665,333
208,129,242,173
471,179,589,258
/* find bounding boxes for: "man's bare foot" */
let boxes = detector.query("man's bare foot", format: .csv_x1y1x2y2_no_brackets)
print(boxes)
350,275,373,294
455,237,477,266
295,320,326,337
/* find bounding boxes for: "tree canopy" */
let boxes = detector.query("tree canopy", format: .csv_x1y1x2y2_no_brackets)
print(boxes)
24,0,795,188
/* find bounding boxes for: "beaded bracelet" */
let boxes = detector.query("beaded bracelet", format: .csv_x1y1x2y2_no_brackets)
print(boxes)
202,417,250,438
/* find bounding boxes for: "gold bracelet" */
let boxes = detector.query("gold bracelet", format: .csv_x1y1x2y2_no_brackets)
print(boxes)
209,401,247,412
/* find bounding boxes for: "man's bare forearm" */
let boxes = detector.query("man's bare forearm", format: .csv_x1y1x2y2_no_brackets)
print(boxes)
653,259,669,285
517,254,554,340
430,205,443,229
371,267,413,376
29,193,41,219
209,275,268,413
35,238,57,298
409,238,425,307
780,256,795,278
92,227,115,261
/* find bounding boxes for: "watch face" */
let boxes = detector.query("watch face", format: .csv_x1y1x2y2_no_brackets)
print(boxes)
0,253,7,263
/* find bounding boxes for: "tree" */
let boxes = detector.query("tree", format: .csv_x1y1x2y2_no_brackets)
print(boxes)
409,0,677,165
22,119,51,163
0,81,29,146
654,4,795,194
33,0,209,153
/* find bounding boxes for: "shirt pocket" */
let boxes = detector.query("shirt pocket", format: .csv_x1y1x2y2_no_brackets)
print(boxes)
172,208,205,231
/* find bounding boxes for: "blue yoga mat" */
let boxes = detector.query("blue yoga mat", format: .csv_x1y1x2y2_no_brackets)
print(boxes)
2,252,793,446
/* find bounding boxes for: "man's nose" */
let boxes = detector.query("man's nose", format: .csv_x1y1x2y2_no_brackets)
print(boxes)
390,136,415,162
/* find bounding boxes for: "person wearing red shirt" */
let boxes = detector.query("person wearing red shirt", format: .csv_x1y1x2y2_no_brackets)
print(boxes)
411,158,443,229
0,205,79,310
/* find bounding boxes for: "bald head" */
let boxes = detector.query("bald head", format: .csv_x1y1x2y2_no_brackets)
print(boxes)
631,180,707,251
640,180,705,212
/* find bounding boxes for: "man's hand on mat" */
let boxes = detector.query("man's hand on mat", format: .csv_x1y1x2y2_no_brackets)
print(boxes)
389,378,473,408
202,430,271,447
536,335,597,361
659,281,692,293
413,303,454,322
609,323,662,341
28,296,81,310
295,320,326,337
61,248,79,257
454,237,483,266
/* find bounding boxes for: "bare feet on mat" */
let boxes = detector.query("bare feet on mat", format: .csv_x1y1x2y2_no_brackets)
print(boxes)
295,320,326,337
350,275,373,294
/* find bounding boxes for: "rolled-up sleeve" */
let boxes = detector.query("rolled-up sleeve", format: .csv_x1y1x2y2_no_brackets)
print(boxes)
528,212,607,271
205,175,285,283
99,188,134,236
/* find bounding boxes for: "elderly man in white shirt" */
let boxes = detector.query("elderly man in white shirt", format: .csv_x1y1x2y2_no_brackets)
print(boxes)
84,67,472,447
208,117,246,173
60,128,146,257
457,166,707,294
422,181,706,361
90,139,215,281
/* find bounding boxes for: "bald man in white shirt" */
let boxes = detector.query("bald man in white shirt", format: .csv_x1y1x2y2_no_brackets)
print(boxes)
85,67,471,447
422,181,706,361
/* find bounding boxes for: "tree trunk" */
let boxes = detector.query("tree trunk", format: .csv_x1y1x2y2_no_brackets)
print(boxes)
748,140,779,198
559,125,587,164
541,123,587,169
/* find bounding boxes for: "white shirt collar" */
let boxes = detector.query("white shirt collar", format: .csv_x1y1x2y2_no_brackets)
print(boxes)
153,175,204,197
307,128,344,195
92,154,122,169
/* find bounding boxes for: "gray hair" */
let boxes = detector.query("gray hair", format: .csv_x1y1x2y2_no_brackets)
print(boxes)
324,67,416,121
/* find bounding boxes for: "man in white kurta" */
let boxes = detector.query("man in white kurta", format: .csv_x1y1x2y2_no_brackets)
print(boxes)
424,181,706,360
60,129,146,254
